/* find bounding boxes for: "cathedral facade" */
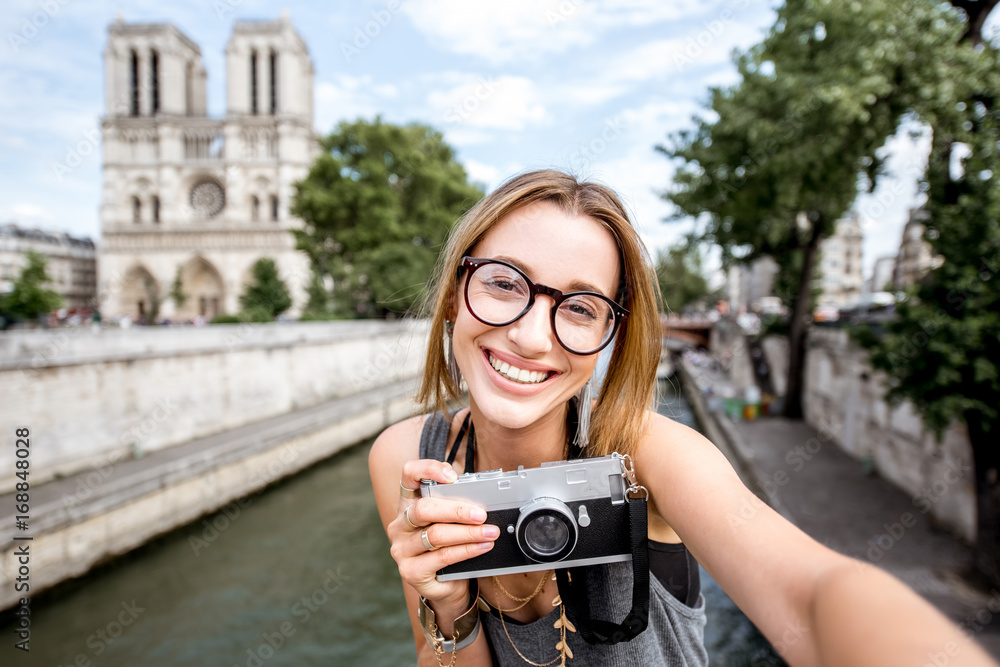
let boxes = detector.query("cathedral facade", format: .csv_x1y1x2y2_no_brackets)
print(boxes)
98,15,315,322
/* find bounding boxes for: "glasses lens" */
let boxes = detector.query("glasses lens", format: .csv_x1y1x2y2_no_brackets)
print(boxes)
555,296,615,354
466,263,530,325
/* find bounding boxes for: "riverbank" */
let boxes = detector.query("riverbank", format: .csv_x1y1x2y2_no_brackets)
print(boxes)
677,354,1000,659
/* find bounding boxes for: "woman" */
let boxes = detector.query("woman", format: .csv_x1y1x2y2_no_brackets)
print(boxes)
369,170,994,666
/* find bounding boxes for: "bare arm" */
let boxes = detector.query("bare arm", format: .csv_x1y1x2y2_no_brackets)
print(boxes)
369,415,497,666
635,412,997,667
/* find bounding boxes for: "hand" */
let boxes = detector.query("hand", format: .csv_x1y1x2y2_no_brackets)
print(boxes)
390,459,499,608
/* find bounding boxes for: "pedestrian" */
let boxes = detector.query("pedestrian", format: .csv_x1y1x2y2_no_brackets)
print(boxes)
369,169,996,666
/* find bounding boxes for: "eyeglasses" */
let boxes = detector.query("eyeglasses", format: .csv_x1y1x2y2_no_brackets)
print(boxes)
459,256,628,355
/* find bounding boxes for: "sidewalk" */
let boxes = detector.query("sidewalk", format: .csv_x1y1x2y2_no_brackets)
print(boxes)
725,408,1000,658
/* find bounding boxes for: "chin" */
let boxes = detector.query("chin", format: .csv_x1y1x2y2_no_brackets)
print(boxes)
468,382,567,432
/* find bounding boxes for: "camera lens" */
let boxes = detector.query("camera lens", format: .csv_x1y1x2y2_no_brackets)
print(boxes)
515,499,577,563
524,514,570,555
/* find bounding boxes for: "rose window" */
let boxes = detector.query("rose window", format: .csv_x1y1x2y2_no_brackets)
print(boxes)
190,180,225,218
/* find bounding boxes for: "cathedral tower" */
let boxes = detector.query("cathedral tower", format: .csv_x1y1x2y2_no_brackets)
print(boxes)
98,14,314,322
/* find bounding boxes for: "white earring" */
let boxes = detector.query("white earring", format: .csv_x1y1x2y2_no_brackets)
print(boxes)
574,379,593,450
446,321,462,390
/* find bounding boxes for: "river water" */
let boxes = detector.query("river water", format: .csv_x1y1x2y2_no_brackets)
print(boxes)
3,379,783,666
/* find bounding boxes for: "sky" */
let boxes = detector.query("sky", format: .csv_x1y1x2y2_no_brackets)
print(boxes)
2,0,988,280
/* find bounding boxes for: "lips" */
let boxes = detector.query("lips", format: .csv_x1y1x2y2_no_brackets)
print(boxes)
486,350,555,385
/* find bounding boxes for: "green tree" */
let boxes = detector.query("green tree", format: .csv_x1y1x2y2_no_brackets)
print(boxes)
291,118,483,319
661,0,957,418
142,274,160,325
170,266,187,309
1,251,62,323
239,258,292,321
655,242,716,313
857,0,1000,581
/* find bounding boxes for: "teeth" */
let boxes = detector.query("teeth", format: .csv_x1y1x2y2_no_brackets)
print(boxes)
488,353,550,384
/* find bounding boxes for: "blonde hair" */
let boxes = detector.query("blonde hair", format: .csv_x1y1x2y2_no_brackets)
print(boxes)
417,169,661,457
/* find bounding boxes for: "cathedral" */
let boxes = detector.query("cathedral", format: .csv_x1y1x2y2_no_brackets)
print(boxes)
98,14,316,322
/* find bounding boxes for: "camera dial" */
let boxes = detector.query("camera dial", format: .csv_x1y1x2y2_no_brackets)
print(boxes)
515,498,578,563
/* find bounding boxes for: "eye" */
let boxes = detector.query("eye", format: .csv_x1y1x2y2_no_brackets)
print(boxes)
560,296,600,321
486,277,519,292
476,266,528,297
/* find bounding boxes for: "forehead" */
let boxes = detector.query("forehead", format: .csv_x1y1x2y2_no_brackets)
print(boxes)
471,200,621,297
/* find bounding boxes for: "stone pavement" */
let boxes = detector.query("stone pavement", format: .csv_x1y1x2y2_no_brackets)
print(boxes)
726,415,1000,659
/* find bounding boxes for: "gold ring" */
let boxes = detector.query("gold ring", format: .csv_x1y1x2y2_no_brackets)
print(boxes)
399,481,421,500
421,528,439,551
403,505,420,530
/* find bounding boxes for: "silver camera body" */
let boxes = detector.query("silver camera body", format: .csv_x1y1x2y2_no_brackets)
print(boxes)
420,453,632,581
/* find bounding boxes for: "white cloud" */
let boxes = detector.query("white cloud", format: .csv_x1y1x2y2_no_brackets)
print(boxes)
441,127,496,147
400,0,596,65
1,202,55,223
315,74,398,130
462,159,501,188
399,0,758,65
548,7,768,108
429,74,548,131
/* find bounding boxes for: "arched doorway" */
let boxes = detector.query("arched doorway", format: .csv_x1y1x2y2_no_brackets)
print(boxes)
175,256,224,321
121,264,159,324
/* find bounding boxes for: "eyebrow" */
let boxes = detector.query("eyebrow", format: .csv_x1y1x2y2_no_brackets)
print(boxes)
491,255,612,298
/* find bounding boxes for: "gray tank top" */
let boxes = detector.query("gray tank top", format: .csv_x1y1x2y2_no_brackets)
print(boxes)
419,412,709,666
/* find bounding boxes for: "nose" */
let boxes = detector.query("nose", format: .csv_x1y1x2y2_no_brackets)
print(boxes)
506,296,554,356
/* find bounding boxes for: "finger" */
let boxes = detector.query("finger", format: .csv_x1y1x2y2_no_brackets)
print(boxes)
400,522,500,559
400,459,458,494
403,497,488,529
399,540,497,590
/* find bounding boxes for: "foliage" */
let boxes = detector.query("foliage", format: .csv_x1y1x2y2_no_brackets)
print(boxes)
857,37,1000,436
142,274,160,324
239,258,292,321
654,241,716,313
1,251,62,321
661,0,963,417
298,310,342,322
170,266,187,308
291,118,483,319
208,309,272,325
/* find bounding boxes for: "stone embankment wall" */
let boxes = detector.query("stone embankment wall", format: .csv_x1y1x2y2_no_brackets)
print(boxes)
0,320,430,609
795,328,975,542
0,320,429,493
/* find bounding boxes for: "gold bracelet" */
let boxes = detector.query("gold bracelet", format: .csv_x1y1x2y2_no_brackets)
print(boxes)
418,580,481,654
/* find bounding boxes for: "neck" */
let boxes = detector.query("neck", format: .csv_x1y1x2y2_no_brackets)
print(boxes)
467,399,569,472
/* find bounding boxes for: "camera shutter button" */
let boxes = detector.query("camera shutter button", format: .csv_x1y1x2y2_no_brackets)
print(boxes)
577,505,591,527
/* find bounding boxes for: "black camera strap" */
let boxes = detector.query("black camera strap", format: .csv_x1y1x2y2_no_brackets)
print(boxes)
445,412,476,474
556,499,650,645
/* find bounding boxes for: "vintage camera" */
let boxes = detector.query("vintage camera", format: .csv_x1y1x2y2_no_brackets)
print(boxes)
420,453,634,581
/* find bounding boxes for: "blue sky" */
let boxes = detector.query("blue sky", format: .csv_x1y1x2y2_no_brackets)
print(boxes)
1,0,970,279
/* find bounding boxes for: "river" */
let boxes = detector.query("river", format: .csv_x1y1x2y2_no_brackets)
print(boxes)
2,378,783,666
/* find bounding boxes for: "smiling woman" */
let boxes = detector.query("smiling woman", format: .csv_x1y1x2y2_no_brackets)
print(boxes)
368,169,998,667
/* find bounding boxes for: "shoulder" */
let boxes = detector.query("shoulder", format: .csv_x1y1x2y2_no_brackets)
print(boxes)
369,413,432,475
631,409,750,540
368,413,436,530
637,409,726,466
